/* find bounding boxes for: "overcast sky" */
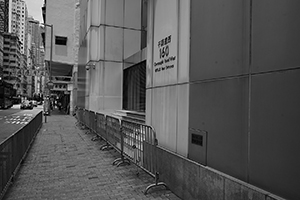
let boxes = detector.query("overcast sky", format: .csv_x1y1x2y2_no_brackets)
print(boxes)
25,0,44,22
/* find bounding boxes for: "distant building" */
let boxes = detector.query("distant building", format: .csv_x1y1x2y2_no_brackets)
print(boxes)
2,32,22,96
27,16,44,98
43,0,78,113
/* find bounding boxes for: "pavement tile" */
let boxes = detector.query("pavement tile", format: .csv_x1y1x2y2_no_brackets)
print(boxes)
3,110,181,200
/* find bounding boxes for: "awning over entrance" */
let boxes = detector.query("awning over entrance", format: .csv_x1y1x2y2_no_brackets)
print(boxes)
50,61,73,77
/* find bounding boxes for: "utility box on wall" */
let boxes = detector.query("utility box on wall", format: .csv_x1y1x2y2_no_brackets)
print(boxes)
188,128,207,165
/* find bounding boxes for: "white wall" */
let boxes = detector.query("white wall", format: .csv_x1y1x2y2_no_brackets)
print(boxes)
146,0,190,157
84,0,142,112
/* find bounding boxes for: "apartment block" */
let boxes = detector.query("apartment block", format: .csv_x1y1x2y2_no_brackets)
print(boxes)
2,32,22,95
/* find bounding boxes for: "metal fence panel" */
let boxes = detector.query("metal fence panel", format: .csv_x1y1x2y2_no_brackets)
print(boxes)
0,111,42,199
106,116,122,151
89,111,96,133
96,113,106,138
82,109,87,128
121,120,145,168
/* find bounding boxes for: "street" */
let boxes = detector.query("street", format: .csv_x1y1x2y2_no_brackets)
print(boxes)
0,104,42,144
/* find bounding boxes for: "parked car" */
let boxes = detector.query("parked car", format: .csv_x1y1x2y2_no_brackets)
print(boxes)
31,100,38,107
20,100,33,109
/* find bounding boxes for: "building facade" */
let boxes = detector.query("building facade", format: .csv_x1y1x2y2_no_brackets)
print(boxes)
43,0,79,113
77,1,300,200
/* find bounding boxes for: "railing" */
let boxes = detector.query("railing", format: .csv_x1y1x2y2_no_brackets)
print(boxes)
0,111,43,200
76,108,167,194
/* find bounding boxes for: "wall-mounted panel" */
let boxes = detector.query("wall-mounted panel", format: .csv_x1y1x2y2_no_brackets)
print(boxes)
189,77,249,181
88,61,104,111
250,69,300,200
98,26,105,60
146,0,154,88
104,27,123,61
190,0,249,81
86,25,104,62
105,0,124,27
146,89,152,125
152,86,177,151
124,29,141,59
89,27,98,61
124,0,141,30
252,1,300,73
176,83,189,157
103,96,122,110
178,0,190,84
104,62,122,97
90,0,105,26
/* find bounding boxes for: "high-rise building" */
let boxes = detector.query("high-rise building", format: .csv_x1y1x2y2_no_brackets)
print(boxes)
27,16,44,98
2,32,22,95
9,0,27,55
0,0,9,33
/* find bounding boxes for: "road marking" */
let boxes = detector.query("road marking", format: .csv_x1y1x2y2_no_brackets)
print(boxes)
3,114,33,125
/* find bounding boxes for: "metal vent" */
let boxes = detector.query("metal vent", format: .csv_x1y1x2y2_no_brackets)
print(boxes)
191,134,203,146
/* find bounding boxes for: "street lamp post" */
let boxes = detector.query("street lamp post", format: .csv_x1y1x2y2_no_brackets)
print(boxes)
29,20,53,123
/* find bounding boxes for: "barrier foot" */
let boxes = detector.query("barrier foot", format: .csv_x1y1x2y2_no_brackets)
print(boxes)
91,135,101,141
100,143,113,151
113,157,130,167
144,172,168,195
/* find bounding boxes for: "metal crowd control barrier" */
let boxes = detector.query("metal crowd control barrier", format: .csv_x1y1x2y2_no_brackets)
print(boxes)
0,111,42,200
105,116,130,165
121,120,144,167
89,111,96,133
76,107,84,125
96,113,111,150
89,111,100,141
82,109,88,129
74,110,167,194
120,120,167,194
96,113,106,138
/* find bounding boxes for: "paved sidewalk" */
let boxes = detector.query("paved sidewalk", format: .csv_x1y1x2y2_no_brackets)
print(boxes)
4,110,180,200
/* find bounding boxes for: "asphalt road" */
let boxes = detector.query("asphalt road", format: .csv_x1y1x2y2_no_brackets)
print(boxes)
0,104,42,144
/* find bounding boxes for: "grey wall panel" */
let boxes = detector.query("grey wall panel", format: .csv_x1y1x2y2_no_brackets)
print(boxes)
77,41,87,108
190,0,250,81
250,69,300,200
189,77,249,181
252,0,300,73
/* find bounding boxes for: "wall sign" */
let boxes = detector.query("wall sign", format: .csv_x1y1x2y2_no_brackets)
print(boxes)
152,0,178,86
154,34,177,73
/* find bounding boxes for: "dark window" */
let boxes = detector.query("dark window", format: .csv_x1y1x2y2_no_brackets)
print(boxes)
123,61,146,112
55,36,67,45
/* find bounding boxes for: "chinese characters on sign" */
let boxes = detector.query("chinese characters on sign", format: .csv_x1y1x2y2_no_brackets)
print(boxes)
152,0,178,86
8,68,45,76
154,34,177,73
